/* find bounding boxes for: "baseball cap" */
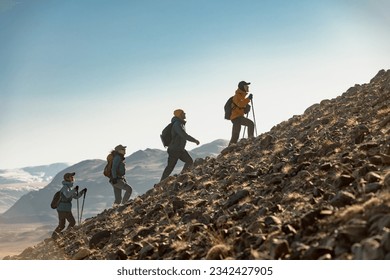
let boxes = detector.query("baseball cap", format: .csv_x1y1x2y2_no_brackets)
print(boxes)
238,81,251,90
115,144,127,151
64,172,75,180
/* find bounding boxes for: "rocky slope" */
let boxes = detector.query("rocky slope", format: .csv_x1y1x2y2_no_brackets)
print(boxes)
1,140,227,223
5,70,390,260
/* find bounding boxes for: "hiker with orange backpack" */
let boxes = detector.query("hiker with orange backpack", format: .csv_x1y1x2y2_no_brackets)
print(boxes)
106,144,133,207
228,81,254,145
52,172,87,239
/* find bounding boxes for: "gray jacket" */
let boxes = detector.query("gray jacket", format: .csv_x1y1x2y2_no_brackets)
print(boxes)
57,181,83,212
168,117,197,151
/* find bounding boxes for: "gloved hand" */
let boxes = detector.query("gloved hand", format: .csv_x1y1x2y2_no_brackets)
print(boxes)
82,188,87,195
248,93,253,100
74,185,79,192
112,178,118,184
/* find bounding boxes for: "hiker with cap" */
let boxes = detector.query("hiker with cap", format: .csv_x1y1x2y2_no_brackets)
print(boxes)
52,172,87,239
160,109,200,182
228,81,254,145
109,144,133,206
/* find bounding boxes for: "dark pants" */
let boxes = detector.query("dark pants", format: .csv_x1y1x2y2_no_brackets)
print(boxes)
161,149,193,181
229,116,254,145
53,211,76,234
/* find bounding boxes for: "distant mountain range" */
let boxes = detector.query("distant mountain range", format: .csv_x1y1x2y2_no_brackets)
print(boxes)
0,163,70,184
0,163,70,213
0,139,228,223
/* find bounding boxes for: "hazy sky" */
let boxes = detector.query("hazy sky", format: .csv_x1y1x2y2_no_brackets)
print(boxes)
1,0,389,169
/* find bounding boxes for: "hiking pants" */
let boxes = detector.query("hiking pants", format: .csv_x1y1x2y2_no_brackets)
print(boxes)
229,116,254,145
110,178,132,205
54,211,76,233
161,149,193,181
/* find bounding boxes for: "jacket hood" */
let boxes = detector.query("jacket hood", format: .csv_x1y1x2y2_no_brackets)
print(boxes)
171,116,186,124
62,181,73,188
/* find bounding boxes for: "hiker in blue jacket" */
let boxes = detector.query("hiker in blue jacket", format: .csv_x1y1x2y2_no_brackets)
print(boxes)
109,144,133,206
160,109,200,182
52,172,86,239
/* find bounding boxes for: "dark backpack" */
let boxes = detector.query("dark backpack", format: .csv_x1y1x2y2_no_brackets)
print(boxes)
224,96,233,120
50,191,61,209
103,152,115,178
224,96,250,120
160,122,173,147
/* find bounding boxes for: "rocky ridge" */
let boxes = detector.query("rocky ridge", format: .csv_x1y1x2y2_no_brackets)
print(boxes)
5,70,390,260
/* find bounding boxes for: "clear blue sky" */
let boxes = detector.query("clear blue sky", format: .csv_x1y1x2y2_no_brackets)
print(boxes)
1,0,389,169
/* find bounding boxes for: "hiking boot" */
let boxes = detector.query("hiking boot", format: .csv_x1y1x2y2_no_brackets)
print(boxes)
51,231,60,240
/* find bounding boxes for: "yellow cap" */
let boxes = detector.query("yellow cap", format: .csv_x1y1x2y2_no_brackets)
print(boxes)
174,109,184,118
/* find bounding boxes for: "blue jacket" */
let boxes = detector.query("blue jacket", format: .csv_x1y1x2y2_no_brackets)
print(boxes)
57,181,83,212
111,153,126,179
168,117,197,151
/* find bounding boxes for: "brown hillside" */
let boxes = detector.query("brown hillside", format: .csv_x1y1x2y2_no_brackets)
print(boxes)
5,69,390,260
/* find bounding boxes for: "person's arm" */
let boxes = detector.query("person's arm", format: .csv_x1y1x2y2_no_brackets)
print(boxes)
233,93,250,108
74,188,87,199
62,185,78,199
173,122,199,144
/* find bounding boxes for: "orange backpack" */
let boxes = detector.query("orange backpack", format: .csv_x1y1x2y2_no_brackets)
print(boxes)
103,152,115,178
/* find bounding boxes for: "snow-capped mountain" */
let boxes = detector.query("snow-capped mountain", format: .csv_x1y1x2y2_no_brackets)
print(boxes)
0,163,70,213
0,163,70,184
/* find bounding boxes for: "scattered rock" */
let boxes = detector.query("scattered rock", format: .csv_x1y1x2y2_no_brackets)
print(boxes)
205,244,231,260
73,248,92,260
330,191,356,207
335,175,355,188
352,237,384,260
270,239,290,259
89,230,112,249
224,189,250,208
384,172,390,188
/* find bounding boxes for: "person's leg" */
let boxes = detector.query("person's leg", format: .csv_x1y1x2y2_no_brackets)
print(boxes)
160,150,179,181
65,211,76,229
111,182,122,205
241,117,254,138
53,211,66,234
229,118,242,145
114,179,133,204
179,150,194,172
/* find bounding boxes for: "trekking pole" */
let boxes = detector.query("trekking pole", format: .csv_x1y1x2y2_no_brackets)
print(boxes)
79,190,86,224
76,189,80,226
251,98,258,136
242,112,249,138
